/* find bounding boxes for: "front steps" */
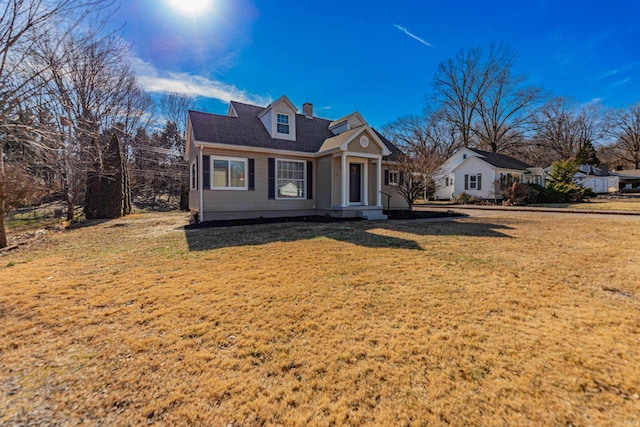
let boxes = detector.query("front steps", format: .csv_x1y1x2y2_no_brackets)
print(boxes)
358,210,388,220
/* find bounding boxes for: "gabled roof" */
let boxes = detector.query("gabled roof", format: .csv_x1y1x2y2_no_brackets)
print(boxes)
319,125,366,151
468,148,531,170
188,100,399,160
318,125,391,156
257,95,297,118
329,111,366,129
189,102,334,153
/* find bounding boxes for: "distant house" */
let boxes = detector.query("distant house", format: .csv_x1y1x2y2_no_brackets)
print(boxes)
573,165,619,194
613,169,640,193
185,95,407,222
434,148,545,200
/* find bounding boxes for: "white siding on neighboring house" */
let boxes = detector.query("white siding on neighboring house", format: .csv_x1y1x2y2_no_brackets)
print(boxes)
434,148,478,200
578,175,619,193
453,157,497,199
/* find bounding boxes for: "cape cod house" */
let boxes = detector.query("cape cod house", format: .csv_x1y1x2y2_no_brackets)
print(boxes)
434,148,546,201
185,96,407,222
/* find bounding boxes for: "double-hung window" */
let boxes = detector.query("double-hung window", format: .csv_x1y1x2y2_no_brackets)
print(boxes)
469,175,478,189
464,174,482,191
212,157,247,190
388,170,400,186
276,159,305,199
276,113,290,135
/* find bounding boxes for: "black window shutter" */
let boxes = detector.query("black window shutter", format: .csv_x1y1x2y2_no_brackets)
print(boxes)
268,158,275,199
477,174,482,191
248,159,255,190
202,155,210,189
399,172,404,186
384,169,389,185
464,174,469,190
306,161,313,199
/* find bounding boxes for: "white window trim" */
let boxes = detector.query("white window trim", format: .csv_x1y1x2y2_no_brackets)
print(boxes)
388,170,400,186
276,113,291,136
211,156,248,190
275,158,306,200
190,160,198,190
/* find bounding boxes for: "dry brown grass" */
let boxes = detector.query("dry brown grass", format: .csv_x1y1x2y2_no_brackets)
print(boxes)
569,199,640,212
1,211,639,426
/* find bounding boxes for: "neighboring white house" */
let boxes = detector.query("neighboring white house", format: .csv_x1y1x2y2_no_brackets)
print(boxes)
574,165,619,194
434,148,545,200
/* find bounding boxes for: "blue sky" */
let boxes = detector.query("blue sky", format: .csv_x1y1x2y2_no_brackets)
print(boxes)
115,0,640,129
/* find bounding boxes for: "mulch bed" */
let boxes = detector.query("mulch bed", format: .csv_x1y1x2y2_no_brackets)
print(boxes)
186,210,462,229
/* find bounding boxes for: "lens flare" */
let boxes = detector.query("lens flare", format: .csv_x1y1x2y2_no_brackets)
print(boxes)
166,0,211,15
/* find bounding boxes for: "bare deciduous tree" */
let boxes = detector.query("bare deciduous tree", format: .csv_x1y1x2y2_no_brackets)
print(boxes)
474,46,544,153
533,97,603,162
431,46,487,148
391,152,441,211
431,43,543,153
159,91,194,138
605,104,640,169
31,25,146,220
384,108,462,161
0,0,109,247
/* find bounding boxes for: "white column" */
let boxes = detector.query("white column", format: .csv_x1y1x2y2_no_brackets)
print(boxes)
341,152,348,207
376,158,382,206
363,160,368,206
198,145,204,222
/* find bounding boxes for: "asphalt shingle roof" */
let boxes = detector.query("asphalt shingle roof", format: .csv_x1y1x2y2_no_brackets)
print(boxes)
318,125,366,152
469,148,531,170
188,101,399,160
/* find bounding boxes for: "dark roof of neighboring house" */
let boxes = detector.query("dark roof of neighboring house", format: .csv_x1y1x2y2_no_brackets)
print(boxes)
614,169,640,177
188,101,399,160
469,148,531,170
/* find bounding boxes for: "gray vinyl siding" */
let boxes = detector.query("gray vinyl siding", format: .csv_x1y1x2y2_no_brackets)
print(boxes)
189,190,199,211
369,161,377,205
332,156,341,206
346,129,383,156
381,164,409,210
316,155,332,210
200,148,315,215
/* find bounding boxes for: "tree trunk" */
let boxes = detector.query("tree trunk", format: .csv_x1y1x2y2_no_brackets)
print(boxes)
66,196,75,221
0,151,7,248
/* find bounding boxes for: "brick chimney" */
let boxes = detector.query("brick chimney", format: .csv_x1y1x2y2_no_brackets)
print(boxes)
303,102,313,119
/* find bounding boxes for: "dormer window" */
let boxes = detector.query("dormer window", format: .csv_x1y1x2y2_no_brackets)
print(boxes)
276,113,290,135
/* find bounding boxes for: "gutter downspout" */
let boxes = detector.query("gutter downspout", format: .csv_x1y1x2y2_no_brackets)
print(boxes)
198,144,204,223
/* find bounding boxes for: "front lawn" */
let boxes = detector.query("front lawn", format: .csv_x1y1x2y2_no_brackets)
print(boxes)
1,212,639,425
533,198,640,212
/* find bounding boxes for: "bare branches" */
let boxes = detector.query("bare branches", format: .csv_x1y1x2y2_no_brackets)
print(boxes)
431,46,485,148
391,152,442,210
384,108,462,161
431,43,544,154
605,104,640,169
532,97,603,162
159,92,194,137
